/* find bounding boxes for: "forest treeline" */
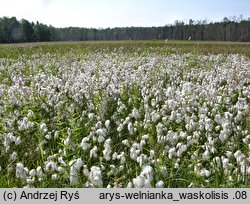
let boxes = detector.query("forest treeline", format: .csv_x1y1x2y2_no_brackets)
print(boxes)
0,16,250,43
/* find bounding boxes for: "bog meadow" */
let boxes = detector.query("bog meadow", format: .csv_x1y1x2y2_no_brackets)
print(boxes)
0,40,249,188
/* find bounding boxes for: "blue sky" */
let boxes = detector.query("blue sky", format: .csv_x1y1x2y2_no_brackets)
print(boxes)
0,0,249,28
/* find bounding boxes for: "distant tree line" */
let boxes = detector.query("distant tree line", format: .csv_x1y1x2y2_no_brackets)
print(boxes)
0,16,250,43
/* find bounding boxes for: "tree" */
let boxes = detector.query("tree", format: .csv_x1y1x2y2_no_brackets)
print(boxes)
20,19,34,42
223,17,230,23
34,21,51,41
0,16,250,43
0,17,21,43
189,19,194,25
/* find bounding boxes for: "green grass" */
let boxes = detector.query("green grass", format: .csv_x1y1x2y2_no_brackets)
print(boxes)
0,40,250,59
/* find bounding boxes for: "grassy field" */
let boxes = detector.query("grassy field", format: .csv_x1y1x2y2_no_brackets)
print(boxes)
1,40,250,58
0,40,249,188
